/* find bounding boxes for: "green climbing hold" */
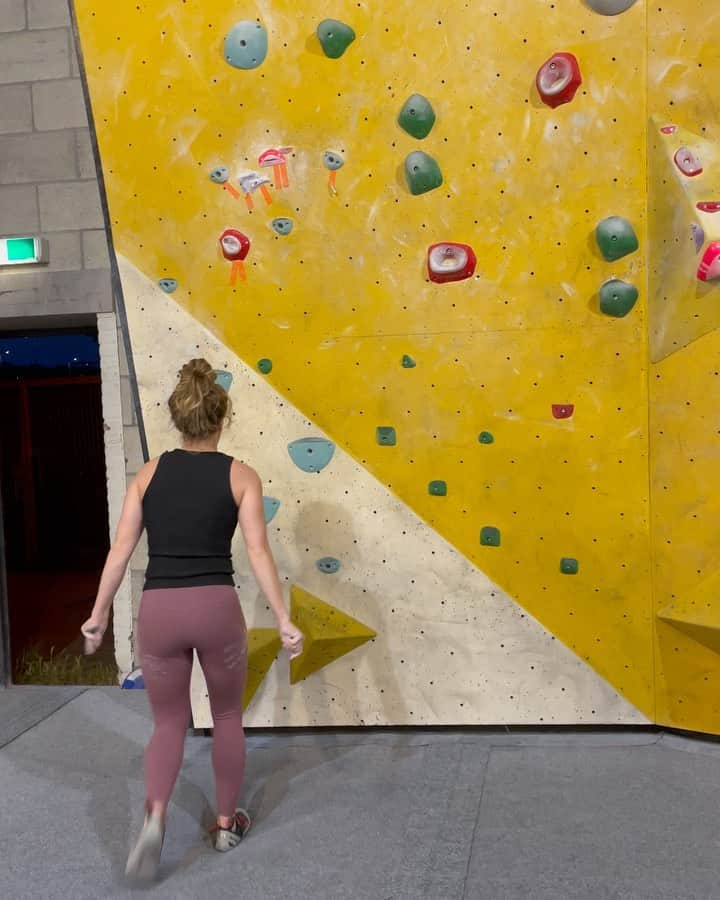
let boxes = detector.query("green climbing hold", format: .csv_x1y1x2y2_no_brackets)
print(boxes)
257,358,273,374
599,279,639,318
376,426,396,446
317,19,355,59
428,480,447,497
478,432,494,445
560,557,579,575
405,151,443,196
401,355,416,369
398,94,436,140
595,216,639,262
480,526,501,547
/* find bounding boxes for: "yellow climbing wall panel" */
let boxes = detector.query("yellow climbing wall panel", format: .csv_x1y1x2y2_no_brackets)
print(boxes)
649,0,720,732
74,1,655,719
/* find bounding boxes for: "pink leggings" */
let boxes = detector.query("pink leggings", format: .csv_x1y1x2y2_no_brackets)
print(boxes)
137,585,247,818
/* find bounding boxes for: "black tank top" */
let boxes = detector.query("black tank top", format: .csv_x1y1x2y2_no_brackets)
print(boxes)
142,449,238,589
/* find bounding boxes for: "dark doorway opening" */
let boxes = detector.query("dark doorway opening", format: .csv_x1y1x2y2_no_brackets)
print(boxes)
0,328,116,683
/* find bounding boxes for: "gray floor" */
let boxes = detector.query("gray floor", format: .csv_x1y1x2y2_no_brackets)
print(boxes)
1,688,719,900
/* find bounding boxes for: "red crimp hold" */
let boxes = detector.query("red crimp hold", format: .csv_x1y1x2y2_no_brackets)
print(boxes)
674,147,703,177
536,52,582,109
552,404,575,420
697,242,720,283
427,243,477,284
697,202,720,213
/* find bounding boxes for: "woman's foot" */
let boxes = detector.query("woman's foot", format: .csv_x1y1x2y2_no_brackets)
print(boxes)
213,808,251,852
125,811,165,882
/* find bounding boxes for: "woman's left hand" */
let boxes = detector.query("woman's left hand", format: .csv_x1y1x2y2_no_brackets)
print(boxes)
80,614,108,655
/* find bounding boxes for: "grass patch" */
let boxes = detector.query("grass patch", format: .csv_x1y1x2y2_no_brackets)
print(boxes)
15,645,118,685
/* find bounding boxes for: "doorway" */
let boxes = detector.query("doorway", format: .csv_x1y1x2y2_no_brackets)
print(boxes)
0,328,116,683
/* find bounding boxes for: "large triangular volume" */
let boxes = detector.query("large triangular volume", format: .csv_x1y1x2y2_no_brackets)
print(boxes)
243,629,282,708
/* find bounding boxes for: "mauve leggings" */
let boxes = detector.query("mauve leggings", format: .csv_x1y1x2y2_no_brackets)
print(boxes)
137,585,247,818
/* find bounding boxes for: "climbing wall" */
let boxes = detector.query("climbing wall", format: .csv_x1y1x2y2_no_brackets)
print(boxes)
74,0,657,726
648,0,720,732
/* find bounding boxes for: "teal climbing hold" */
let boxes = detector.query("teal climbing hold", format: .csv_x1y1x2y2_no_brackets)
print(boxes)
263,497,280,523
599,278,639,318
398,94,436,140
224,21,268,70
595,216,639,262
478,432,494,445
560,557,579,575
405,151,443,196
158,278,178,293
271,217,293,236
288,437,335,473
401,355,417,369
317,19,355,58
480,526,501,547
257,358,273,374
214,370,233,392
316,557,341,574
428,480,447,496
376,427,397,447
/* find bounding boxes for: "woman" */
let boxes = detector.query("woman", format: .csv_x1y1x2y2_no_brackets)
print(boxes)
81,358,304,881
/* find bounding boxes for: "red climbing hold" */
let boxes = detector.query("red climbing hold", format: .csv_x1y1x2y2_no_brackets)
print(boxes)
552,404,574,420
219,228,250,285
536,52,582,109
660,125,677,135
427,243,477,284
697,242,720,283
674,147,703,177
697,202,720,213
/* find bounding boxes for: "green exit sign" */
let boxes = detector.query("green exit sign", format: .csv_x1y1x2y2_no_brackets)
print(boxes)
0,236,49,267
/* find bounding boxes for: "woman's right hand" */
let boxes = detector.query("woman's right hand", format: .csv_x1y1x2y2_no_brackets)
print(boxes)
278,620,304,659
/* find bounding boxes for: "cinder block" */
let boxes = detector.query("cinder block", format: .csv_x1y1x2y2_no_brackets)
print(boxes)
32,79,88,131
0,131,77,184
0,0,25,32
27,0,70,29
82,229,110,269
0,29,69,84
0,84,32,133
39,180,103,231
42,230,83,271
75,128,97,178
0,184,38,232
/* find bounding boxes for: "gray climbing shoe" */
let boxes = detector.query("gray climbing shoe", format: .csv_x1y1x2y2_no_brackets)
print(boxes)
125,812,164,882
213,808,251,852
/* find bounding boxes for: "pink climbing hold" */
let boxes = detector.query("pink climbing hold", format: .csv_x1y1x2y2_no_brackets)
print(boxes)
536,52,582,109
674,147,703,177
697,242,720,283
258,147,292,189
552,404,574,420
660,125,677,135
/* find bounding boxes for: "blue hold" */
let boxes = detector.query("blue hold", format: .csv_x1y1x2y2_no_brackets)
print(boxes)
210,165,230,184
214,370,233,392
263,496,281,523
224,21,268,70
121,668,145,690
316,557,341,574
158,278,178,293
271,217,294,236
287,437,336,473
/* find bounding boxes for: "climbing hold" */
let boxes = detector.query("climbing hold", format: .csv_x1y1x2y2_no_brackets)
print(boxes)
316,19,355,59
243,629,282,708
257,358,273,374
536,52,582,109
259,147,292,189
674,147,703,177
238,172,272,209
599,278,639,318
214,370,233,392
219,228,250,284
697,202,720,214
263,496,280,523
323,150,344,196
478,431,494,444
398,94,436,140
210,166,230,184
401,354,417,368
316,557,341,575
560,557,579,575
660,124,678,135
158,278,178,293
583,0,638,13
376,426,397,446
480,526,501,547
692,223,705,253
271,217,294,236
404,151,443,196
224,20,268,70
288,437,336,473
428,480,447,497
697,242,720,282
595,217,639,262
552,404,574,420
427,242,476,284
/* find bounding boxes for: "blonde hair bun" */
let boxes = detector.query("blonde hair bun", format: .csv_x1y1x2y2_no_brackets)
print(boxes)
168,358,231,439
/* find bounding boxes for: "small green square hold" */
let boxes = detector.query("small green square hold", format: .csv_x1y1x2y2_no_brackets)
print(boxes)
560,557,579,575
480,526,501,547
428,480,447,496
376,426,396,446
